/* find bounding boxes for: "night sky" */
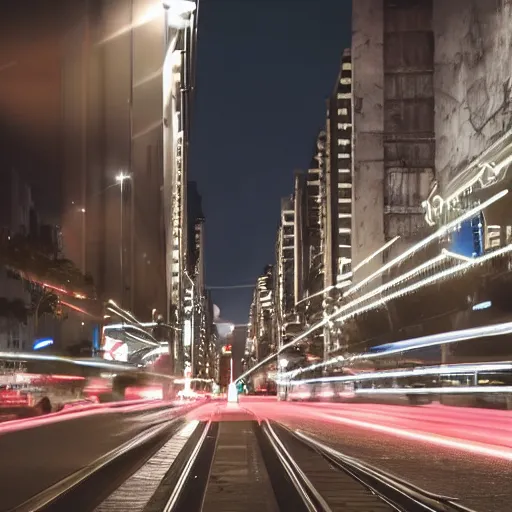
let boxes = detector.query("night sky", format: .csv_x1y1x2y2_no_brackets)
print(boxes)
0,0,351,324
191,0,351,323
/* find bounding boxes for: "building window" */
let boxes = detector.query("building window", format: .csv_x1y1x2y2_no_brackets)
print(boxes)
337,108,348,116
338,138,350,146
339,77,351,85
337,93,351,100
337,153,351,160
337,123,351,130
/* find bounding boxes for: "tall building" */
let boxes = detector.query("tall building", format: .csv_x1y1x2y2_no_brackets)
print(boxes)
325,49,353,288
185,180,205,377
324,0,512,358
0,168,36,351
60,1,199,374
199,291,218,380
275,197,302,346
248,265,275,362
426,0,512,237
302,133,327,330
351,0,435,285
163,1,199,375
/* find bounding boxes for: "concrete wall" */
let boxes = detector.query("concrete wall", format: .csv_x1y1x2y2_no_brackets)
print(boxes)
382,0,434,244
61,0,167,320
352,0,386,282
99,0,132,309
434,0,512,192
352,0,436,286
131,0,166,318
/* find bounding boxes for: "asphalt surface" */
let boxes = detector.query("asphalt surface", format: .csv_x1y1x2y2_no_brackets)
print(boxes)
0,403,199,512
241,397,512,512
1,398,510,512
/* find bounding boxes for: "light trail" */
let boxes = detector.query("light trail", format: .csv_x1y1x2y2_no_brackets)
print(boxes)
316,411,512,462
282,361,512,385
345,189,508,296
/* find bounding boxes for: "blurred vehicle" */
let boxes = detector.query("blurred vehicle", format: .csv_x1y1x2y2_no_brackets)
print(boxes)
285,361,512,409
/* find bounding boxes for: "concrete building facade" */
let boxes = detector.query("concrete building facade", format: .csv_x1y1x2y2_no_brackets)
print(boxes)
325,49,353,288
60,1,198,374
352,0,435,286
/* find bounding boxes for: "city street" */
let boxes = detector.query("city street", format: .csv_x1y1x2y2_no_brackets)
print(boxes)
0,403,198,511
1,397,511,511
240,397,512,512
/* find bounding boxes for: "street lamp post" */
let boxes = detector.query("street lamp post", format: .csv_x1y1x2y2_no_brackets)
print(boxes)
116,172,131,306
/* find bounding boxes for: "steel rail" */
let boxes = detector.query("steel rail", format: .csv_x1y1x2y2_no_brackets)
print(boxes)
8,416,187,512
162,420,213,511
261,420,330,512
288,426,477,512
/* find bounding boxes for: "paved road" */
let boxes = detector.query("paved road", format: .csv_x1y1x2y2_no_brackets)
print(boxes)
0,402,204,512
3,398,510,512
240,397,512,512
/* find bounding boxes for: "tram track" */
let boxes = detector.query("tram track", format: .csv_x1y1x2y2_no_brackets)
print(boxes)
9,412,479,512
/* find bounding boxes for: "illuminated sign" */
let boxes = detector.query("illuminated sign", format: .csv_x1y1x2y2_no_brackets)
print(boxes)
449,214,484,258
33,338,53,350
472,301,492,311
102,336,128,362
222,344,232,355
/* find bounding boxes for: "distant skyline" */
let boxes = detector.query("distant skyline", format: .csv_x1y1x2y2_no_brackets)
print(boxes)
190,0,351,323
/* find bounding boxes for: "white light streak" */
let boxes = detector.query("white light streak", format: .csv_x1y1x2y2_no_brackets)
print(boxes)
346,189,508,297
352,236,400,273
296,274,352,306
285,362,512,386
333,243,512,326
282,315,512,379
102,323,159,346
441,249,472,262
239,192,509,385
446,152,512,204
239,244,512,384
320,254,447,327
354,386,512,395
297,420,512,462
107,299,143,325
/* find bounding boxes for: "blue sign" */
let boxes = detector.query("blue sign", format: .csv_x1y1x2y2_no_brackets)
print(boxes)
33,338,54,350
450,214,484,258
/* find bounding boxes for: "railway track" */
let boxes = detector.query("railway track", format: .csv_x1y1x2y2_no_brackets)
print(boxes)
9,414,478,512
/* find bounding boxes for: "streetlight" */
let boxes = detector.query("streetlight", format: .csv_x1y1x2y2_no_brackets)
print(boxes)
162,1,196,15
116,172,131,306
